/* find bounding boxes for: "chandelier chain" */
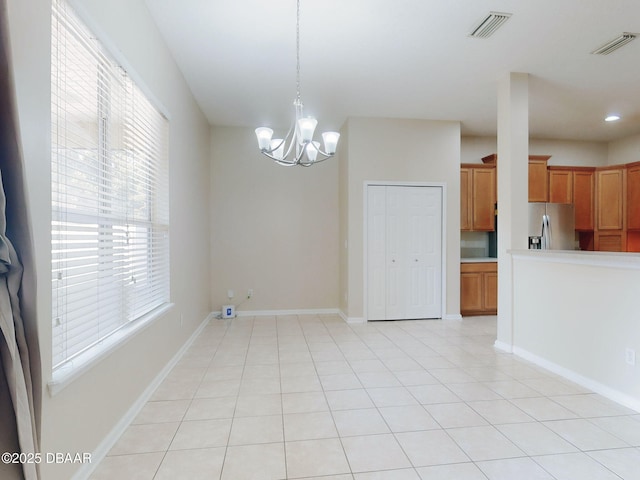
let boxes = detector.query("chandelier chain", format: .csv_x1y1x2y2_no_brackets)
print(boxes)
296,0,301,101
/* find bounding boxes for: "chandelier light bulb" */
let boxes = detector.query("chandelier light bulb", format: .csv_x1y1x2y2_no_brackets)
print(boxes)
298,117,318,143
306,141,320,162
322,132,340,155
270,139,285,160
255,127,274,150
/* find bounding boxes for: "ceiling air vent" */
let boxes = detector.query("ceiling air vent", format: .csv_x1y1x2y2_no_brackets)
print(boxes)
591,33,637,55
469,12,512,38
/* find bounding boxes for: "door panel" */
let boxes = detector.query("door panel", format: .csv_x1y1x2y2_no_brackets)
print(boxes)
367,186,387,320
406,187,442,319
386,186,407,320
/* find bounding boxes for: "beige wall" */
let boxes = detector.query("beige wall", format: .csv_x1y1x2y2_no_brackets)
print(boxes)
462,136,609,166
7,0,212,478
608,132,640,165
341,118,461,321
210,127,339,312
338,122,350,314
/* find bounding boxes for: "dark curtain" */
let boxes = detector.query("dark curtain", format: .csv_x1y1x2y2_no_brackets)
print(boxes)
0,1,41,479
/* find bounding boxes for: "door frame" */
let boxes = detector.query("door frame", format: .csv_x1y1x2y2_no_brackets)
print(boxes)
363,181,447,322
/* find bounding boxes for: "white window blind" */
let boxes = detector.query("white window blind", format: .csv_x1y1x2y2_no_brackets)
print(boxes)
51,0,170,370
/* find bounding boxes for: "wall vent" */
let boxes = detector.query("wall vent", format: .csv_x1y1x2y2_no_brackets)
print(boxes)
469,12,512,38
591,33,636,55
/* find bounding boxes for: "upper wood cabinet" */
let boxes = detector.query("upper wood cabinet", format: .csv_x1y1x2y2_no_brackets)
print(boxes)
460,168,471,231
461,165,496,232
594,166,626,252
596,167,626,231
626,162,640,231
572,168,595,231
478,153,551,202
528,156,550,202
548,167,573,204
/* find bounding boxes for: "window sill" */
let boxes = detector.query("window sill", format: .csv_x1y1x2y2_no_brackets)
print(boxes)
48,302,175,396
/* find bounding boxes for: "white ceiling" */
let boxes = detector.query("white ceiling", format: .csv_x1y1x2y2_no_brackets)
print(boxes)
145,0,640,142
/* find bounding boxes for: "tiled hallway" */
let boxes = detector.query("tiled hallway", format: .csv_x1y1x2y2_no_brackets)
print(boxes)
90,315,640,479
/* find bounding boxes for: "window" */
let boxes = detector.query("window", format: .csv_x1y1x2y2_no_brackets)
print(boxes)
51,0,169,371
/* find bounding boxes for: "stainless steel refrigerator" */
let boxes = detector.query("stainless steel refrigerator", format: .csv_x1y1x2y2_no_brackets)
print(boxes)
528,203,576,250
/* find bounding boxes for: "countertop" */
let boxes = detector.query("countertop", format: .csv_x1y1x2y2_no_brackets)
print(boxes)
509,249,640,269
460,257,498,263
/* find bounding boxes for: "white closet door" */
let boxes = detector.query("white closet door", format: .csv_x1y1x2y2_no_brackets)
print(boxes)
367,186,387,320
385,186,408,320
405,186,442,319
367,185,442,321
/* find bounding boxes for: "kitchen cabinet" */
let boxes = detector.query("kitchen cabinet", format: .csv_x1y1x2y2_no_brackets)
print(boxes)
573,168,595,231
528,156,550,202
596,167,625,231
626,161,640,230
460,262,497,316
595,231,626,252
548,167,573,204
460,168,471,231
461,165,495,232
595,166,626,252
478,153,549,203
548,166,596,229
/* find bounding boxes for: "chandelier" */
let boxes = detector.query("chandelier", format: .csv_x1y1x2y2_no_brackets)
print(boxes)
255,0,340,167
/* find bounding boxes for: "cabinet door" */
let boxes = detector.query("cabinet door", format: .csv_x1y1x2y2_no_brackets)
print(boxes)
548,169,573,204
627,163,640,231
595,231,626,252
472,167,496,231
460,168,471,231
596,168,625,230
528,160,549,202
483,272,498,313
573,169,595,231
460,272,483,314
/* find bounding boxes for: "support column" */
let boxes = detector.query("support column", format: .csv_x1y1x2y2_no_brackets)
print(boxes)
496,72,529,352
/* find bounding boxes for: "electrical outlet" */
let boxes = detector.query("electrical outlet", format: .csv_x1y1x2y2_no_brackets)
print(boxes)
625,348,636,366
227,289,234,299
248,289,253,298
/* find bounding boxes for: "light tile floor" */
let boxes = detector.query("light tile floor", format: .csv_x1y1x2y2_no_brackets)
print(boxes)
90,315,640,479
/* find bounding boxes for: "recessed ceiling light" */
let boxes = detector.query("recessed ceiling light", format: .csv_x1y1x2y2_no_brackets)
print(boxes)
605,115,621,122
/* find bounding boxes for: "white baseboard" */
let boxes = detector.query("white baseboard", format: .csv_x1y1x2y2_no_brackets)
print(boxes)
213,308,340,318
73,313,213,480
494,340,513,353
443,313,463,320
513,346,640,414
337,309,365,324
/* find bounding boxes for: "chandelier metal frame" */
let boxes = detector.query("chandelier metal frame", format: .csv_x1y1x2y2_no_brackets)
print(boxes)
255,0,340,167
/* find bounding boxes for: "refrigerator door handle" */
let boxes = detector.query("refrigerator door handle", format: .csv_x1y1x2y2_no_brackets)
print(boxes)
541,214,551,249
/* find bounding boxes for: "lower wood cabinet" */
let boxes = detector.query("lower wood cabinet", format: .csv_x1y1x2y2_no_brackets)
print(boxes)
595,230,627,252
460,262,497,316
